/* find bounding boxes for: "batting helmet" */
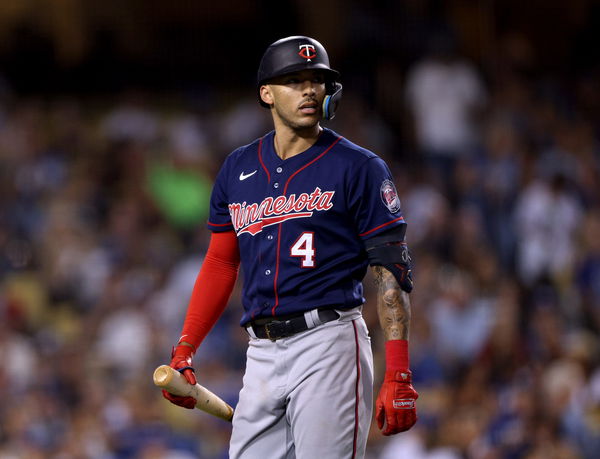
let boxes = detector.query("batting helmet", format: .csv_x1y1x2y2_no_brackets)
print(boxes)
257,36,342,120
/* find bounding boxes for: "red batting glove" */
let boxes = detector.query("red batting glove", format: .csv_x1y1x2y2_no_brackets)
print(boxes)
376,369,418,435
161,344,198,409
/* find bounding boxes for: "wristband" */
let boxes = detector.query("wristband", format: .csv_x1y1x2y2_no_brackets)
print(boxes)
385,339,409,370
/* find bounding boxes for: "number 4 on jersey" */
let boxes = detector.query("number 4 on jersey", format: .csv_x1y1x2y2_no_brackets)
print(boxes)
290,232,315,268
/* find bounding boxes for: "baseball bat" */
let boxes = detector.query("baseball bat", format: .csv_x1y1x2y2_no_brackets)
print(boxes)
153,365,234,422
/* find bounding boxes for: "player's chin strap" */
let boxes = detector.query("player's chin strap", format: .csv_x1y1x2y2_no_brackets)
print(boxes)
323,82,343,120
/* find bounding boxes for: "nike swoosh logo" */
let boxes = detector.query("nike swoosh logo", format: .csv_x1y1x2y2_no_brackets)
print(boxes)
239,170,257,181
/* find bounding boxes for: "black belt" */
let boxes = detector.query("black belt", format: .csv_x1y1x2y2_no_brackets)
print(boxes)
248,309,340,341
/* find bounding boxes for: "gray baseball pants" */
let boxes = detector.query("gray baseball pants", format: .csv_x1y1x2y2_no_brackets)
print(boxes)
229,306,374,459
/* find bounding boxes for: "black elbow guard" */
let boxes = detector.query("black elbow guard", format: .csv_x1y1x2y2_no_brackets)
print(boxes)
366,226,414,293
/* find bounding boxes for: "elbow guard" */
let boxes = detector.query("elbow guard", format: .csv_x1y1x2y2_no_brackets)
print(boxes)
366,226,414,293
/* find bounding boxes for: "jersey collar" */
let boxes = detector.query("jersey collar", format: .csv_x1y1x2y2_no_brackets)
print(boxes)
262,128,338,169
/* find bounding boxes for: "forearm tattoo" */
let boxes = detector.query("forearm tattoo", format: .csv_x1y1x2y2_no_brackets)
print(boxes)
372,266,411,340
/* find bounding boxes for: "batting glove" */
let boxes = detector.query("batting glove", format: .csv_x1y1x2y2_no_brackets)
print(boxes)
161,344,197,409
376,369,418,435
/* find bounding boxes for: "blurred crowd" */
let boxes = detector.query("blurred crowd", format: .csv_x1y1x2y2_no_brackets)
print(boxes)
1,25,600,459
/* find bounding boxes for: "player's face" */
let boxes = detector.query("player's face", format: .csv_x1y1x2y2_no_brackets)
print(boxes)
262,70,326,131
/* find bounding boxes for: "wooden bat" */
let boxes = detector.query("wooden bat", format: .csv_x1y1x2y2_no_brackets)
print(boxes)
153,365,234,422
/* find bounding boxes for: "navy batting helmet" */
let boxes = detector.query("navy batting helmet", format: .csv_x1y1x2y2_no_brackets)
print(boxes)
257,36,342,120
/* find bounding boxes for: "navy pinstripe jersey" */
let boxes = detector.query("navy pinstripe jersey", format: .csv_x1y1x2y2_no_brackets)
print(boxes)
208,128,406,325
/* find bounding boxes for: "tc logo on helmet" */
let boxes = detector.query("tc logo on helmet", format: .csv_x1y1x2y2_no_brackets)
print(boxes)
298,44,317,61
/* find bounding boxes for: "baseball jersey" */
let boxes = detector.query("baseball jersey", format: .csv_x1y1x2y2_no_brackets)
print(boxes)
208,127,406,325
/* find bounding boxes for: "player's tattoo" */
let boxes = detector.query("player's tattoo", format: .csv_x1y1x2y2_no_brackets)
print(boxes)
372,266,411,340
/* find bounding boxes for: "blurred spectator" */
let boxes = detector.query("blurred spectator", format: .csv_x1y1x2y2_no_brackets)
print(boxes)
404,30,487,188
0,323,38,390
101,91,161,145
513,172,583,287
429,267,495,369
480,113,525,265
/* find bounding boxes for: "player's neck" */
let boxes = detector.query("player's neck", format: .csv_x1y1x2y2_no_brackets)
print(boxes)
273,124,322,160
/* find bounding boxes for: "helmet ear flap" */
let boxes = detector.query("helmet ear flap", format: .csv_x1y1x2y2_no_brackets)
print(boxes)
322,82,342,120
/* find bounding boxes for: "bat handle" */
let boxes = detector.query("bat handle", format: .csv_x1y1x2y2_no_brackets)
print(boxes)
153,365,234,422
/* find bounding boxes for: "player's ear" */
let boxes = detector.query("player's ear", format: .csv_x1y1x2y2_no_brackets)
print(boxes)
260,85,274,107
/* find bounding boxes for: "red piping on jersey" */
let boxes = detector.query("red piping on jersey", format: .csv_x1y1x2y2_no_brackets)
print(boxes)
257,137,270,182
352,320,361,459
271,135,343,316
282,136,342,195
272,223,283,312
207,221,232,227
359,216,405,237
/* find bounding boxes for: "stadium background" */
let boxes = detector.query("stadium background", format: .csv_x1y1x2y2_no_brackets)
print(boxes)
0,1,599,457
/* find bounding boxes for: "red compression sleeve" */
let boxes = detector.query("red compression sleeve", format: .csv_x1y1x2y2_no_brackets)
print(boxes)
179,231,240,351
385,340,410,370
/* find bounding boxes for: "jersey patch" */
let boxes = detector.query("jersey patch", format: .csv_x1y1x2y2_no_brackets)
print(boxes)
380,179,401,214
229,187,335,236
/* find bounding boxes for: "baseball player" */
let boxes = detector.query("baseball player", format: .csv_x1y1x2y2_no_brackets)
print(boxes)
162,36,418,458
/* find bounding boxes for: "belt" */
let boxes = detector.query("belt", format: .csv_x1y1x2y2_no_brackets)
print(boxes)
248,309,340,341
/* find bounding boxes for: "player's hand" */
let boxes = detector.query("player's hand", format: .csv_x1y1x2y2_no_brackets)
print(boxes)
376,369,418,435
161,344,198,409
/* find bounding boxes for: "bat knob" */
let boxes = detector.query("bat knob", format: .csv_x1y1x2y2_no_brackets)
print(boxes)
153,365,174,387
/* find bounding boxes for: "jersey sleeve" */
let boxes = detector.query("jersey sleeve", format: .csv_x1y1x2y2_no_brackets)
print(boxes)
347,156,406,240
207,157,234,232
